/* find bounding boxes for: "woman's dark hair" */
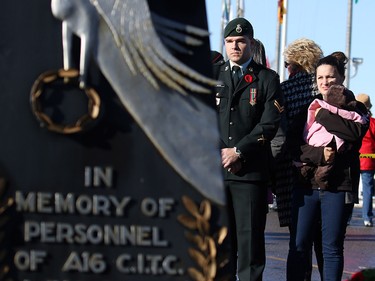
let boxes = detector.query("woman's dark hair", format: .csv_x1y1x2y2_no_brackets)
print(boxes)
252,39,267,67
316,51,348,77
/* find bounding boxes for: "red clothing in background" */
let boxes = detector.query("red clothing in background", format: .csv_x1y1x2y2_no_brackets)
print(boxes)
359,117,375,171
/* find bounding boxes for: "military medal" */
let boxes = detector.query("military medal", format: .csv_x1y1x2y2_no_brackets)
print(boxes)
249,88,257,105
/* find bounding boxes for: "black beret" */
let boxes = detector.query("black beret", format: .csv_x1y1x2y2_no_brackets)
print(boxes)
224,17,254,38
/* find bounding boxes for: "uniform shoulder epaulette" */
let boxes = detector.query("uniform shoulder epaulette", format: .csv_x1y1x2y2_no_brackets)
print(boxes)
213,59,226,66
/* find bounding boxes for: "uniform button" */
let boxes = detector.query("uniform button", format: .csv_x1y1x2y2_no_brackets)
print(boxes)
228,137,232,140
230,107,234,111
229,122,233,125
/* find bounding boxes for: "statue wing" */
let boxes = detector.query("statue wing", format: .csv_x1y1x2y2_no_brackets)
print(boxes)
88,0,225,205
90,0,217,95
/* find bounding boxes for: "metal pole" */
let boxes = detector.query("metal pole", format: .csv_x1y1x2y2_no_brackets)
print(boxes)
220,0,225,55
228,0,232,19
279,0,288,82
345,0,353,88
275,21,281,73
275,0,282,73
220,0,230,57
237,0,244,17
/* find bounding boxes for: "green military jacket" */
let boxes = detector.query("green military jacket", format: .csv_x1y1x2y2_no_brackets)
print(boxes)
214,59,284,181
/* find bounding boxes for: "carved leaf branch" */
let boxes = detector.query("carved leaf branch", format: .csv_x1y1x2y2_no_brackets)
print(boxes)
177,195,228,281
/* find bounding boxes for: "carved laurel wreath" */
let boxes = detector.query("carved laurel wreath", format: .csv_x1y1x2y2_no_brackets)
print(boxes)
0,177,13,281
177,196,228,281
30,69,101,134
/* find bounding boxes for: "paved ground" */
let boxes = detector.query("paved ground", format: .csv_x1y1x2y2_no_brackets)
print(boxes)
263,205,375,281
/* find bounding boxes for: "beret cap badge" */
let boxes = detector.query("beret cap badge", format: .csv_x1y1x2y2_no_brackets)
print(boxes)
235,24,242,34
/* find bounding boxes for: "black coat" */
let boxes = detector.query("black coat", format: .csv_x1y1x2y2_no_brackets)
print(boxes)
213,60,284,181
289,94,369,192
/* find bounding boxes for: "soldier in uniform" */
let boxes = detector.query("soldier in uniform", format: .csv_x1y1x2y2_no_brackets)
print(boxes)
213,18,284,281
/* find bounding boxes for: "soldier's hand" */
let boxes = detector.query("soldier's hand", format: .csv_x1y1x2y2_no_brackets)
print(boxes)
221,148,242,172
227,161,242,174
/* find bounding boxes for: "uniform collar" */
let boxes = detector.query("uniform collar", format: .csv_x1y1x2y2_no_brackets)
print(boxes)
229,58,252,75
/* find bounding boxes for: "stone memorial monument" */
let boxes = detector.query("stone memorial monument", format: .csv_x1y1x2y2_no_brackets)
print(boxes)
0,0,233,280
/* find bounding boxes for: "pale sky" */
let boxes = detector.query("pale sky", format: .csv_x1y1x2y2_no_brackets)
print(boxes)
205,0,375,101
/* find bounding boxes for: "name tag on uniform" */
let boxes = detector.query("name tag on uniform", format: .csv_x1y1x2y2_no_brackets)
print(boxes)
216,84,225,106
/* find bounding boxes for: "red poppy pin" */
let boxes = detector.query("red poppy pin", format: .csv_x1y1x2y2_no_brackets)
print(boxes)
244,74,253,83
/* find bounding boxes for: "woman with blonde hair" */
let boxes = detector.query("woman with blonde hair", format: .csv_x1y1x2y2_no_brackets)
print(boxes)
283,38,323,75
272,38,324,281
274,38,323,227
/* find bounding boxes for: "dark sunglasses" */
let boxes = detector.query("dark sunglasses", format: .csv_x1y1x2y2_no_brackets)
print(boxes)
284,61,290,68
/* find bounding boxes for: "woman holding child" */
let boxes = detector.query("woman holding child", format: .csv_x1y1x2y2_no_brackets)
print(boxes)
286,52,369,281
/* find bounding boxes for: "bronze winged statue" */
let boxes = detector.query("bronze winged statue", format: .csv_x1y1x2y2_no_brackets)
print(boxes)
50,0,225,205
